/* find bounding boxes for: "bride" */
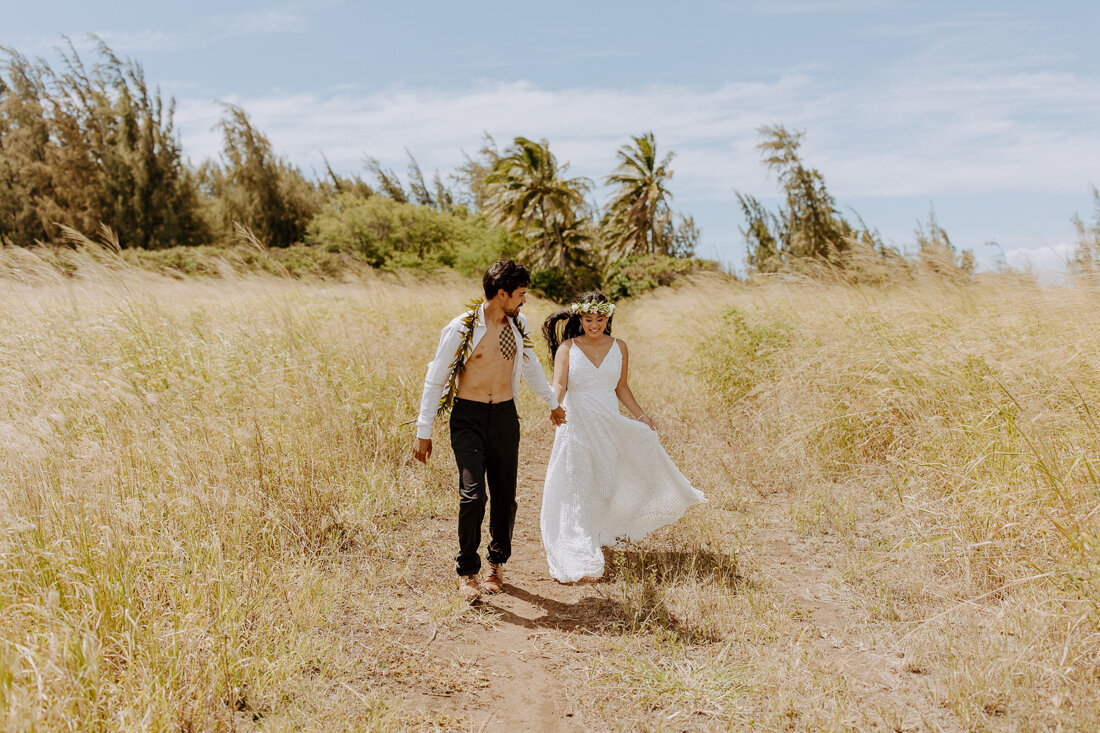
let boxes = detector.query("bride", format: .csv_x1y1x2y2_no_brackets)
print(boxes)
540,292,706,583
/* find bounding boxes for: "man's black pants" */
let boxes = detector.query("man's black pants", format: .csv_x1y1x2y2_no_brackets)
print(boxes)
449,397,520,577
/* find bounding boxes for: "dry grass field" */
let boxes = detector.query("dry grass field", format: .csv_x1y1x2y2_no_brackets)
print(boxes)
1,248,1098,731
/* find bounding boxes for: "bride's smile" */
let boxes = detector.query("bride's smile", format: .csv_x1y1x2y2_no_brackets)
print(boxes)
579,314,609,338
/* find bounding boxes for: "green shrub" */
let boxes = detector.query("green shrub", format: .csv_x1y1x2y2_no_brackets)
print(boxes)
307,194,516,272
450,224,524,277
529,266,603,303
603,254,716,300
694,307,791,407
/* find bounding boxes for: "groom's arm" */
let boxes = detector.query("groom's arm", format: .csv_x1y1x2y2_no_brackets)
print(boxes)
415,321,464,443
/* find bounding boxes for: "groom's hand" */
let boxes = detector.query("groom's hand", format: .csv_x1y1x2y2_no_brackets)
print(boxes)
550,406,566,426
413,437,432,463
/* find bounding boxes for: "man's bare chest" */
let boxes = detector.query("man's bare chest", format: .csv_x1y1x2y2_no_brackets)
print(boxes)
467,325,517,374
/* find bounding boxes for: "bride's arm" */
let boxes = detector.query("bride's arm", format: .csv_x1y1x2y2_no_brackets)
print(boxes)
551,340,571,406
613,340,656,430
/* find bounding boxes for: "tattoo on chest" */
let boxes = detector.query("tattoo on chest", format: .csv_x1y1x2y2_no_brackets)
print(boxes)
498,326,517,360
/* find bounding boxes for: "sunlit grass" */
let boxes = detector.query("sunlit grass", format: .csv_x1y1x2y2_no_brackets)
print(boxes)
1,250,1098,730
596,272,1100,728
0,254,471,729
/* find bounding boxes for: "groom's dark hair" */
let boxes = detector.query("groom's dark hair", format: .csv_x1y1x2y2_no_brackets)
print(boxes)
483,259,531,298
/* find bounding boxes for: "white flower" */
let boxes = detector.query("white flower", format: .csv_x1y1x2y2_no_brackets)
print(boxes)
570,301,615,316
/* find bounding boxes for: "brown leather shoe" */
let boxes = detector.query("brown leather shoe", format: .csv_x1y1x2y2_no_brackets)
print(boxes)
459,574,481,600
482,563,505,594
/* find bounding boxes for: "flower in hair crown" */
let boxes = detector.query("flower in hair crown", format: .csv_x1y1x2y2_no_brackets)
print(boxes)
571,300,615,317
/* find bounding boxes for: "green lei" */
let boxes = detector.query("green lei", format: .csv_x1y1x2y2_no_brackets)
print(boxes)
437,298,534,417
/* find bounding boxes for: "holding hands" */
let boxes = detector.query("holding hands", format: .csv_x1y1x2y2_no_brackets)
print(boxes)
550,405,567,426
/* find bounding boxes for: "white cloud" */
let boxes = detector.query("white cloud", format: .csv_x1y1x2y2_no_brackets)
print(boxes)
173,65,1100,202
166,25,1099,271
209,10,308,40
1003,242,1075,273
18,7,309,62
175,78,810,187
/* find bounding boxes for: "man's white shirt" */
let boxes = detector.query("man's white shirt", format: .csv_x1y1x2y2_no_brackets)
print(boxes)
416,302,559,440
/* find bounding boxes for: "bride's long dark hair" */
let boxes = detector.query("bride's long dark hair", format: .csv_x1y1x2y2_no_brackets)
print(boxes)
542,291,614,365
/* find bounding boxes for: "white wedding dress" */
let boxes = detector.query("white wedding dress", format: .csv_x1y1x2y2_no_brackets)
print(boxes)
540,339,707,582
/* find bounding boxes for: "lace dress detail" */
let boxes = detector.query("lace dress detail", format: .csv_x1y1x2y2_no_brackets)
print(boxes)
540,340,706,582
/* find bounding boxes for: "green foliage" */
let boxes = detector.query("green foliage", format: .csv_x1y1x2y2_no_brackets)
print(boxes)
601,132,697,260
450,224,523,277
438,299,483,416
2,39,723,282
665,213,700,259
453,133,500,213
529,265,602,303
694,306,790,407
364,156,409,203
363,150,459,215
602,132,674,257
0,39,207,248
198,104,321,247
735,194,782,272
306,193,515,273
318,154,374,199
484,136,593,269
737,125,883,273
407,151,457,213
603,254,715,300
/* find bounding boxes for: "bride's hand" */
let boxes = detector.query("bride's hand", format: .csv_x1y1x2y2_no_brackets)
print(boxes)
640,415,657,431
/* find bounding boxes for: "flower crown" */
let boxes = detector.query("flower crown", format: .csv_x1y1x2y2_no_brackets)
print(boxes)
570,300,615,317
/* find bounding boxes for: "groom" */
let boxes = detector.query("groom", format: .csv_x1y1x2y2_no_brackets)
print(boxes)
413,260,566,600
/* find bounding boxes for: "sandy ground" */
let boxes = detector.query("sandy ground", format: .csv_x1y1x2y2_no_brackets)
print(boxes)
395,428,959,732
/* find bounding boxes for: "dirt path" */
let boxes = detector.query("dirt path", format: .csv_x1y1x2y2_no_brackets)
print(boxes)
407,439,610,731
407,433,959,731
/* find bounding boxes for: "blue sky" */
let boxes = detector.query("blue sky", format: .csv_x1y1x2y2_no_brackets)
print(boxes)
4,0,1098,271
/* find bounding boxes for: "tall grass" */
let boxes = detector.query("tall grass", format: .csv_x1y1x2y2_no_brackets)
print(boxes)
0,253,473,729
595,272,1100,728
2,252,1099,730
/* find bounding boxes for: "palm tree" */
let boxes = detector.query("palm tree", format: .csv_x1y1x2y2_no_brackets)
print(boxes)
484,137,591,269
602,132,675,258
